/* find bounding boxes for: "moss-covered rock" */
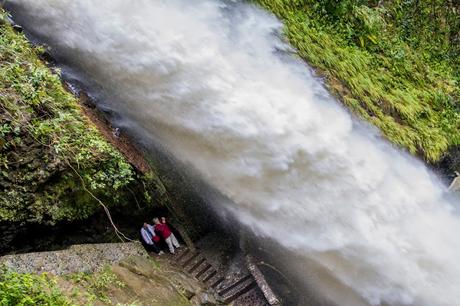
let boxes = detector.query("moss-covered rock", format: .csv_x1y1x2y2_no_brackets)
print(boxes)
0,11,152,225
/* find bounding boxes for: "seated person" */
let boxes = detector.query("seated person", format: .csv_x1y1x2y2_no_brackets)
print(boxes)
153,217,180,254
140,222,163,255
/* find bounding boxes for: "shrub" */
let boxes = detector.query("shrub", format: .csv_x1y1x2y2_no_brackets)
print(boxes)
0,267,71,306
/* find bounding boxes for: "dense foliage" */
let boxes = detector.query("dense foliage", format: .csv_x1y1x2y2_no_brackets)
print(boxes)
0,13,141,224
253,0,460,161
0,267,71,305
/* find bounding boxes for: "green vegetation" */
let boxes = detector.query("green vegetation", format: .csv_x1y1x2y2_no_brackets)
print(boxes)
0,11,161,225
0,259,190,306
253,0,460,161
0,267,71,305
65,266,124,303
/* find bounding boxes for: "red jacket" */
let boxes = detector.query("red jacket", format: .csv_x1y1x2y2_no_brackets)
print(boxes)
154,223,172,239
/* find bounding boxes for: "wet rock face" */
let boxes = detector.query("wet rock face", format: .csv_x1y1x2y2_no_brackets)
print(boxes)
190,292,217,306
0,132,68,219
109,265,192,306
0,15,153,236
120,256,207,300
432,145,460,184
115,255,218,306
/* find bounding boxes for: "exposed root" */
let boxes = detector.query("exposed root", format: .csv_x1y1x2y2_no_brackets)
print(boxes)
66,161,136,243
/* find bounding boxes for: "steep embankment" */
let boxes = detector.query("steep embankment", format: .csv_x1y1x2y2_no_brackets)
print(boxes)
253,0,460,173
0,244,202,306
0,10,164,246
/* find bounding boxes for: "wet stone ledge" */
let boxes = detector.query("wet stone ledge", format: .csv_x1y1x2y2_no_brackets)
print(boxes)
0,242,147,275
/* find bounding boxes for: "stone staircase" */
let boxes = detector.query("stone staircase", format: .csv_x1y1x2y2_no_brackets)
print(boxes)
165,247,269,305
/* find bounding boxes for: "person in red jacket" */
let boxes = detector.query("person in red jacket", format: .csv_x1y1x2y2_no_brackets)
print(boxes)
153,217,180,254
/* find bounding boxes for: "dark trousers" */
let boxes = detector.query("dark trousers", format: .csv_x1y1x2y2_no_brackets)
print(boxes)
140,234,161,254
144,242,161,254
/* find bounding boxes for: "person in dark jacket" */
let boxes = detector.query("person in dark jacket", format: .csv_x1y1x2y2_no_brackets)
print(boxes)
153,217,180,254
140,223,163,255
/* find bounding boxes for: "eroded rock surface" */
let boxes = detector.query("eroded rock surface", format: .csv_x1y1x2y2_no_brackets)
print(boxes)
0,242,147,274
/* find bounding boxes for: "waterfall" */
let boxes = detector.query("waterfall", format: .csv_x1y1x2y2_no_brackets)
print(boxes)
6,0,460,305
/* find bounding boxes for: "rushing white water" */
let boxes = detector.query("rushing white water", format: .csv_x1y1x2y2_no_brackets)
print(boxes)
7,0,460,304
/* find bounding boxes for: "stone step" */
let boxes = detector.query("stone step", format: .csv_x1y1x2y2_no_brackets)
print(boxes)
208,275,226,289
214,273,246,292
201,269,218,283
174,247,191,262
164,246,268,305
225,283,259,304
219,276,258,304
187,257,207,274
176,249,195,266
218,275,252,296
195,263,213,279
232,287,271,306
246,255,281,305
181,251,200,268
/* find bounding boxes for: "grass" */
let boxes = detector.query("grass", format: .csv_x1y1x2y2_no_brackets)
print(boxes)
252,0,460,162
65,266,125,303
